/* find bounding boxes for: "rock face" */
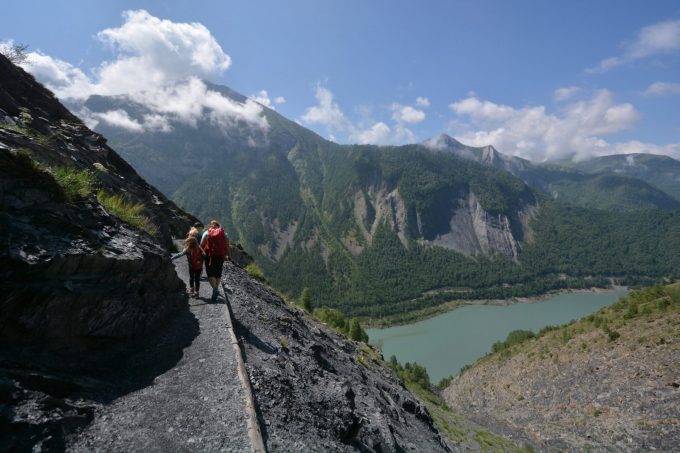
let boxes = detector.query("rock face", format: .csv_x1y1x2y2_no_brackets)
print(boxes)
352,185,533,260
0,54,196,449
0,54,193,350
223,264,452,452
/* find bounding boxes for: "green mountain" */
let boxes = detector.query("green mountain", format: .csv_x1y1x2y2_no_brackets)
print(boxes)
84,84,680,319
569,153,680,202
425,134,680,211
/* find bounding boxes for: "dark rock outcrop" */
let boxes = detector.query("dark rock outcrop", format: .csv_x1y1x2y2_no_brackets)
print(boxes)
0,53,193,350
223,263,452,452
0,54,196,448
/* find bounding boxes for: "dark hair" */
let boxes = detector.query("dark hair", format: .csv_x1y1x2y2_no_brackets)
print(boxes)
193,222,203,228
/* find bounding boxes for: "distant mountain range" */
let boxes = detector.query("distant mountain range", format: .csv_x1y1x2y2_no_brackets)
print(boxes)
84,82,680,318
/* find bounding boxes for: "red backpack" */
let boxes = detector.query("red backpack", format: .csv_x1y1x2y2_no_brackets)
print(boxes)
188,247,204,270
205,227,228,258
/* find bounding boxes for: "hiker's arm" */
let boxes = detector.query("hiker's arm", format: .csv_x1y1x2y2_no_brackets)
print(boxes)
171,249,187,260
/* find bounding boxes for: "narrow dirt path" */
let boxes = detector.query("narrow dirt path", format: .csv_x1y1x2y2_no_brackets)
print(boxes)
68,258,250,452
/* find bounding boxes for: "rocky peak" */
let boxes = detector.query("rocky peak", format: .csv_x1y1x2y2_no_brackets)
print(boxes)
421,133,465,150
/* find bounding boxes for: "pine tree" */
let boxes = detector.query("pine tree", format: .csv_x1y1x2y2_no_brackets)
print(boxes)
300,287,312,313
349,318,364,341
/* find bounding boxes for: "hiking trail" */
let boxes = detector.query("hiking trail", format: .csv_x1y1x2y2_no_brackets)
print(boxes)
68,258,254,452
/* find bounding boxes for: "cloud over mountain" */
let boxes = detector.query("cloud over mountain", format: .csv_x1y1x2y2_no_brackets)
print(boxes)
14,10,268,133
448,90,679,161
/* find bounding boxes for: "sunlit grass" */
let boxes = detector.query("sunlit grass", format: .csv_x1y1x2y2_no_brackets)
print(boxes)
52,166,96,200
97,190,158,235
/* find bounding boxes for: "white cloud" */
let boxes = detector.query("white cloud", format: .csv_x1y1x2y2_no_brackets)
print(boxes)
15,10,267,134
95,9,230,94
300,85,351,131
554,86,581,102
251,90,274,108
141,113,173,132
644,81,680,96
589,19,680,73
92,109,143,132
415,96,431,107
447,90,668,161
353,122,391,144
18,50,94,101
250,90,285,109
392,104,426,123
300,86,428,145
126,77,268,130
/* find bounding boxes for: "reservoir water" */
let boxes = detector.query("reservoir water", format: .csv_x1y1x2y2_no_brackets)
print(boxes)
367,289,628,384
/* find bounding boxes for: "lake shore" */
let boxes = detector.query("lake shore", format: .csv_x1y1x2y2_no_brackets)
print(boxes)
365,285,628,329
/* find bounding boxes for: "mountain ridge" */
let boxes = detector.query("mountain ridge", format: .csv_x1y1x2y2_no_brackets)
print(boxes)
80,82,680,318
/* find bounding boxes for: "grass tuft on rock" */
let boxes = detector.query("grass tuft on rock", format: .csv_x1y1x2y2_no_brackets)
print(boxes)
246,262,266,282
97,190,158,235
53,166,97,200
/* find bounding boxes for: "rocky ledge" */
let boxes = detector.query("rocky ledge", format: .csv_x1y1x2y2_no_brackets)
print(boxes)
223,263,451,452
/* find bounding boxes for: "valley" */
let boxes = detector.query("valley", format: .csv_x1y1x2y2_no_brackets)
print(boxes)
367,288,629,384
4,4,680,452
86,84,680,323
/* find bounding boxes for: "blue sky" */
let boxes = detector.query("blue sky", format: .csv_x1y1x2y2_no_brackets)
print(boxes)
2,0,680,161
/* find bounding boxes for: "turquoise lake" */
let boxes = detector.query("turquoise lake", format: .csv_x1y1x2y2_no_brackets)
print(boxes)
367,289,629,384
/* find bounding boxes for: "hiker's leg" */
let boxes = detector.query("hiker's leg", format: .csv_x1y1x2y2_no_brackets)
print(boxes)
191,269,200,292
187,264,194,292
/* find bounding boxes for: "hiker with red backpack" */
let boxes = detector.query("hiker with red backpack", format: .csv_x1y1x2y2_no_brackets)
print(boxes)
172,236,205,298
200,220,230,303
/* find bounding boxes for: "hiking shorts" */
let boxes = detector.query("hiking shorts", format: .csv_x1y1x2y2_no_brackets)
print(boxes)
206,256,225,279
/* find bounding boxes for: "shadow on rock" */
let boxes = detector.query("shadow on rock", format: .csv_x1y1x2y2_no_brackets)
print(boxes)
0,304,200,451
231,318,277,357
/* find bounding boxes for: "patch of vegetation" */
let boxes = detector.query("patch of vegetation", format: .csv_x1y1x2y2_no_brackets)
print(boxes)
245,262,266,282
300,287,312,313
313,306,369,342
52,166,97,200
387,355,431,389
96,190,158,235
491,329,536,353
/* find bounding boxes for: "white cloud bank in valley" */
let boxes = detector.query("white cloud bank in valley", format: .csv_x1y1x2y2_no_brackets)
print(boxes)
12,10,268,133
449,90,680,161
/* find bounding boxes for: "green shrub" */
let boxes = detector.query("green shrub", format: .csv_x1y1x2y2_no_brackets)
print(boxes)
624,301,639,319
437,375,454,390
96,190,157,235
657,297,671,311
314,307,348,334
348,318,369,342
313,307,368,342
246,262,266,282
605,327,621,342
300,287,312,313
492,329,536,353
53,167,96,200
387,356,431,389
